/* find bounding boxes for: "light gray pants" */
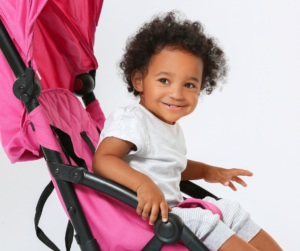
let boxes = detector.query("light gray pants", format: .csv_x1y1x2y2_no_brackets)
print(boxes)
171,196,261,251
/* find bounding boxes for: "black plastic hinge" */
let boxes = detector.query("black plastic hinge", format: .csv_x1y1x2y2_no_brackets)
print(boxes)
47,161,86,183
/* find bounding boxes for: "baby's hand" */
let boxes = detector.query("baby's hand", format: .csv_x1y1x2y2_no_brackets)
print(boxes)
136,181,172,225
202,166,253,191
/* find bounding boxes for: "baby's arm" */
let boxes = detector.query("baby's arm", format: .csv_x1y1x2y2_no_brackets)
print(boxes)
92,137,171,225
181,160,253,191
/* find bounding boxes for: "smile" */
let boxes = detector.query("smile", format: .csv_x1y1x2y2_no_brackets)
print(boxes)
162,102,185,111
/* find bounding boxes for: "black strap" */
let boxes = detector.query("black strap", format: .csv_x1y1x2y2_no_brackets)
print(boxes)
65,220,74,250
35,181,74,251
180,180,219,200
80,131,95,154
50,125,88,170
57,136,72,165
34,181,60,251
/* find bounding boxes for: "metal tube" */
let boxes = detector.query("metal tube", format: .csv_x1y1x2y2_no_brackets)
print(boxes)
81,172,139,209
0,19,26,77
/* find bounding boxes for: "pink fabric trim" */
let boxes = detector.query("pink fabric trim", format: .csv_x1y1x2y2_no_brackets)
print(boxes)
177,198,223,221
86,100,105,131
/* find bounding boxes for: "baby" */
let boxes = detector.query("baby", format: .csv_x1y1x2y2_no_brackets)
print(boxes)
93,11,282,251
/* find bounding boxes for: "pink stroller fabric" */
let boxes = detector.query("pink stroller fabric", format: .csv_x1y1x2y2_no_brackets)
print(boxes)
177,198,223,221
0,0,103,163
0,1,218,250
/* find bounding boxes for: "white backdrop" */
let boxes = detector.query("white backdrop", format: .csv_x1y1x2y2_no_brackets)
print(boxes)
1,0,299,250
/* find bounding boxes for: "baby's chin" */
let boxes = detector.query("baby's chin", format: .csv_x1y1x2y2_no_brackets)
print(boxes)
158,114,183,125
149,111,178,125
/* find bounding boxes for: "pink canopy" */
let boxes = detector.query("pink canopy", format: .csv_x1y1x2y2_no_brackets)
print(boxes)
0,0,103,163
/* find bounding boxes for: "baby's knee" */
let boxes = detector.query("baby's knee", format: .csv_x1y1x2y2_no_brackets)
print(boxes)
205,197,250,227
171,207,222,237
203,197,261,243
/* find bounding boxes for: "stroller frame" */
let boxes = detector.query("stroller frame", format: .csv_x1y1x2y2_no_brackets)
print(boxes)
0,19,218,251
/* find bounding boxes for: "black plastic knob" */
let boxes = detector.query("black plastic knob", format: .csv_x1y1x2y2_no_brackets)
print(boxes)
69,168,84,183
73,73,95,97
158,222,175,238
154,213,184,244
20,93,29,102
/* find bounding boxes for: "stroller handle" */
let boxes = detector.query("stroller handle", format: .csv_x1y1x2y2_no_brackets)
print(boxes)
0,19,26,78
0,19,41,114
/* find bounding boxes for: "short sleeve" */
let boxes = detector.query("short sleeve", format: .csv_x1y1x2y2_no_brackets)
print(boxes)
98,107,148,155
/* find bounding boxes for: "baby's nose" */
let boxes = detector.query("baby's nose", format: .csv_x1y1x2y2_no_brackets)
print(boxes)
170,86,184,100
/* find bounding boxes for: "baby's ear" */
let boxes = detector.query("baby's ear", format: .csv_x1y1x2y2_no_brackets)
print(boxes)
131,70,143,93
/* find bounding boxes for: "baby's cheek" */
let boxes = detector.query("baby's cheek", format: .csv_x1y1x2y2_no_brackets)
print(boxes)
188,98,199,114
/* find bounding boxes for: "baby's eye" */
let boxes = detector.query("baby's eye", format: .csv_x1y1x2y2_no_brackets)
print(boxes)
185,83,195,88
159,78,169,84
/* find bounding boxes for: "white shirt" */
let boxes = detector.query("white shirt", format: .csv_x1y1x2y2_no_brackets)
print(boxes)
99,103,187,207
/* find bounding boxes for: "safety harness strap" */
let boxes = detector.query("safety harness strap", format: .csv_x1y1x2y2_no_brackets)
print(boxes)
80,131,96,154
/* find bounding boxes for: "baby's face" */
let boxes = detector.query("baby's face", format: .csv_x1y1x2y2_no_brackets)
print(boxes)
133,48,204,125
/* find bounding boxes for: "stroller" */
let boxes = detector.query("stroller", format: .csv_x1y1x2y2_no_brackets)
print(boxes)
0,1,221,250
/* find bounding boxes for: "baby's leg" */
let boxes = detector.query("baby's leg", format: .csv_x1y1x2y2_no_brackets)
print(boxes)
204,197,282,250
219,234,258,251
171,207,236,250
203,196,261,243
248,229,283,251
172,206,262,250
219,231,283,251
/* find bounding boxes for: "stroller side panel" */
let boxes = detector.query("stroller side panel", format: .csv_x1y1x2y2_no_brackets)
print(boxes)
86,99,106,132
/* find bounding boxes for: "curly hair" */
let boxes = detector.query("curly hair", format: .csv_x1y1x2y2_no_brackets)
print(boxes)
119,11,228,96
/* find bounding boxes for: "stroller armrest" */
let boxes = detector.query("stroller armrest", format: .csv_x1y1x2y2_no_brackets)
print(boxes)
180,180,219,200
82,171,138,208
48,161,138,209
48,162,220,210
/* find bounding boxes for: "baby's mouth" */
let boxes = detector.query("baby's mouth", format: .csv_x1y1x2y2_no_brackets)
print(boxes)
162,102,186,110
163,102,183,107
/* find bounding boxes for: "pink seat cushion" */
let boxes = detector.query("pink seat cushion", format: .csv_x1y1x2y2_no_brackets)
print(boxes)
178,198,223,221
